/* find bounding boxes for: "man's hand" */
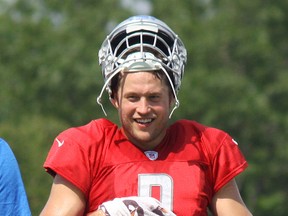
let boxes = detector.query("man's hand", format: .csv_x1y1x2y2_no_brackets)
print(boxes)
89,196,175,216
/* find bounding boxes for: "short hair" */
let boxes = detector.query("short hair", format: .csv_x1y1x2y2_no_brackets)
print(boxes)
110,69,175,99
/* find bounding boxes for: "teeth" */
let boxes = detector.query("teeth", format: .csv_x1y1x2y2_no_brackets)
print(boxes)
136,119,152,124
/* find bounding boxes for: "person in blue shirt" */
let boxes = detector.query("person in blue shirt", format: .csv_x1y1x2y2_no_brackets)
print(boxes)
0,138,31,216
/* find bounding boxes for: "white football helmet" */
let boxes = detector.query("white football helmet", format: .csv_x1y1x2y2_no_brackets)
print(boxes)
97,15,187,117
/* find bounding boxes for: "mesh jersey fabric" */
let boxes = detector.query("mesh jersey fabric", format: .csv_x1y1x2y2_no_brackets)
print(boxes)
44,118,248,215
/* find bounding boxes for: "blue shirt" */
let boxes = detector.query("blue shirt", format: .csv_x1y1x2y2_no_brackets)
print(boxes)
0,138,31,216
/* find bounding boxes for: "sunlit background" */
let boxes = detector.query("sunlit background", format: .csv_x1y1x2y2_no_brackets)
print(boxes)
0,0,287,215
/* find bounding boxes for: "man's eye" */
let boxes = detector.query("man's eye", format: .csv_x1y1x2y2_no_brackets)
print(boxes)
150,95,160,101
127,95,138,101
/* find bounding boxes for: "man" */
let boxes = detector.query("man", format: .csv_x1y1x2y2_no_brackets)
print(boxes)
0,138,31,216
40,15,252,215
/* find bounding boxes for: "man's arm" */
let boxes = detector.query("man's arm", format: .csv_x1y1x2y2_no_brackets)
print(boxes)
211,178,252,216
40,174,86,216
0,139,31,215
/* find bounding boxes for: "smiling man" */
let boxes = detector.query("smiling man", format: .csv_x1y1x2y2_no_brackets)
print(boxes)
40,15,252,216
113,70,173,150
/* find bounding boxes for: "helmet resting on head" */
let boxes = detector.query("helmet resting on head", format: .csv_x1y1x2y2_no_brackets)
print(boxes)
97,15,187,117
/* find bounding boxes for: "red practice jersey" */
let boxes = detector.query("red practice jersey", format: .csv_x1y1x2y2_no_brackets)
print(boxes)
44,118,248,215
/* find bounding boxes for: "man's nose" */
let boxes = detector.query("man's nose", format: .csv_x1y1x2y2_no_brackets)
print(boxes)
136,98,151,114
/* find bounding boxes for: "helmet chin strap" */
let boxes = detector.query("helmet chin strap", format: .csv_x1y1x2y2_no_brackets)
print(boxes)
96,67,123,116
96,65,180,118
159,65,180,119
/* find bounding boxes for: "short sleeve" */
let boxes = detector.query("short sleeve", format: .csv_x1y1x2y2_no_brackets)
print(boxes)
44,119,117,199
211,134,248,193
43,129,92,197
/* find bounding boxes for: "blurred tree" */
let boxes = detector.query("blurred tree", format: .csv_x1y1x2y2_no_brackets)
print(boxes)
0,0,287,215
153,0,288,215
0,0,130,214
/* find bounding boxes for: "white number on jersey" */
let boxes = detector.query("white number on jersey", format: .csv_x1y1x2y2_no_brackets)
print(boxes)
138,173,173,210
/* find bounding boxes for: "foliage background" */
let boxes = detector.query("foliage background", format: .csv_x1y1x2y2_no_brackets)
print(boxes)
0,0,287,215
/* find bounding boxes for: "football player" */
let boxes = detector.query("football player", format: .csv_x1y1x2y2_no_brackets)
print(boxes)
40,15,252,216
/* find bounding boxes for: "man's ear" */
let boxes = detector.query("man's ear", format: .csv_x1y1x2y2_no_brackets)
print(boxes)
169,95,176,108
110,95,119,108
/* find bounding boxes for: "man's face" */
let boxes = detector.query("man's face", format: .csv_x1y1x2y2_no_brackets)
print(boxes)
112,71,172,150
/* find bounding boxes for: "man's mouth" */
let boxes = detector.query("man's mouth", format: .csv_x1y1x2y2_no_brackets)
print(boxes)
135,118,153,125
